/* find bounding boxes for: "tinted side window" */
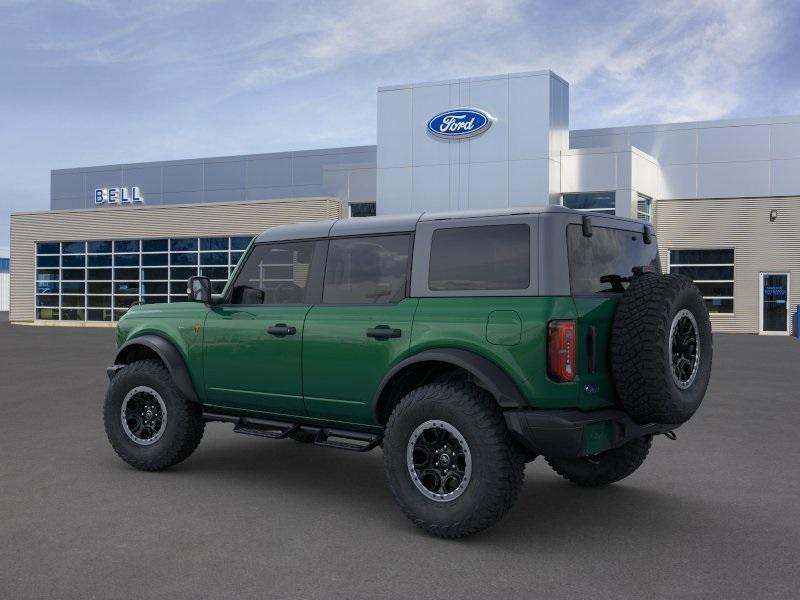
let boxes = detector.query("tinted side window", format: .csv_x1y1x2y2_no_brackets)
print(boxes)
429,225,530,291
567,224,661,294
323,235,410,304
231,241,321,304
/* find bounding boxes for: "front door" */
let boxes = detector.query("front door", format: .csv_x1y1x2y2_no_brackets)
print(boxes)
302,234,416,426
759,272,790,335
203,239,326,416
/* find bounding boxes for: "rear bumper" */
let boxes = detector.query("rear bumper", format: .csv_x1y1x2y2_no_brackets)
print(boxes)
504,408,677,459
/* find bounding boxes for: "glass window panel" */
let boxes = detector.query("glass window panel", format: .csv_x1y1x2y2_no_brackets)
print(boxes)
36,307,59,320
114,240,139,253
36,242,60,254
87,309,113,321
142,268,169,280
114,268,139,280
61,282,85,294
88,268,112,281
200,252,228,265
141,296,169,304
705,298,734,313
349,202,377,218
142,253,168,266
36,295,59,307
323,236,409,305
170,267,197,280
36,281,59,294
171,252,198,266
113,309,129,320
211,281,226,294
142,239,168,252
200,237,228,251
200,267,229,279
115,254,139,267
61,241,86,254
670,266,733,280
61,295,84,307
694,282,734,297
37,255,59,268
562,192,616,212
230,236,253,251
567,225,661,294
170,281,189,295
232,241,322,305
231,252,244,264
62,269,85,281
429,225,530,291
62,255,86,267
670,249,734,265
170,238,197,251
87,241,112,253
141,282,168,295
36,268,59,281
114,282,139,294
114,296,139,308
88,282,112,294
60,309,85,320
169,295,188,303
87,295,112,308
88,254,112,267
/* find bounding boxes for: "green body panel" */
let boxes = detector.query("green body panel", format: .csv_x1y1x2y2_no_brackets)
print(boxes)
572,296,621,410
202,305,311,417
301,298,419,427
116,303,211,402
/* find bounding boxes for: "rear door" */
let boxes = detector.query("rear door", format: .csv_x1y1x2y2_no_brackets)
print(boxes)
203,239,326,417
302,234,417,426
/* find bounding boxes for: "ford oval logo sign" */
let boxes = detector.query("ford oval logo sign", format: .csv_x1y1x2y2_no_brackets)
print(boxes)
427,108,493,139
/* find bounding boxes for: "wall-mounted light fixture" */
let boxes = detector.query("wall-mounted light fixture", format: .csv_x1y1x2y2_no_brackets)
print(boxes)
770,209,778,222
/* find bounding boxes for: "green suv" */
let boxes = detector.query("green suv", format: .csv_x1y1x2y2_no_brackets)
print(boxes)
104,206,712,538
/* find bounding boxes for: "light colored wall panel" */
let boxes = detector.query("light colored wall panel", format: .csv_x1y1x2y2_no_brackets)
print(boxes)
697,125,770,163
376,167,413,214
771,159,800,196
631,152,660,197
660,163,697,199
509,159,550,206
771,123,800,159
410,84,454,167
468,161,508,208
377,88,412,169
561,152,617,192
657,196,800,333
467,77,509,164
10,198,344,322
412,164,450,212
508,75,550,160
698,161,770,198
629,129,696,165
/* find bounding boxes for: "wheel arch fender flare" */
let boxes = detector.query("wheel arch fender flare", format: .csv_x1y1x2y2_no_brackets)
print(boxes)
373,348,528,421
113,335,200,403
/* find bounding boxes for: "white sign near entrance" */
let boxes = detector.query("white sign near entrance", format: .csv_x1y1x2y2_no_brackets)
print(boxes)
94,187,143,205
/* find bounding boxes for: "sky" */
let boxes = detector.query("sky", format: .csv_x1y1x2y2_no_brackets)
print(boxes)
1,0,799,249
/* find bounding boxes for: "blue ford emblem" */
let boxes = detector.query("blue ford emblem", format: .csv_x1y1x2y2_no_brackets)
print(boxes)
427,108,493,139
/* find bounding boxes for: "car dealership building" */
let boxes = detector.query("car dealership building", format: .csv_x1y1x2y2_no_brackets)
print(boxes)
9,69,800,334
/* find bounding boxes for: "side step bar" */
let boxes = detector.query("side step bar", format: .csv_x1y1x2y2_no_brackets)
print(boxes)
203,412,382,452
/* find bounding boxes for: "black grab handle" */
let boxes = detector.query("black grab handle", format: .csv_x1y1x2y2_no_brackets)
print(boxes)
267,325,297,336
366,327,402,339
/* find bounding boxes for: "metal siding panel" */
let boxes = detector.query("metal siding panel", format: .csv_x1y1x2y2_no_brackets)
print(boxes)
656,197,800,334
9,198,343,322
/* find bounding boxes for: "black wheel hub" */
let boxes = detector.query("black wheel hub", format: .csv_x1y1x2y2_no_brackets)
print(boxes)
121,386,167,445
670,309,700,389
407,421,472,502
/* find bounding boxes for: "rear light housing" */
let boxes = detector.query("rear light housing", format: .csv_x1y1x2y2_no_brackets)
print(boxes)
548,320,576,382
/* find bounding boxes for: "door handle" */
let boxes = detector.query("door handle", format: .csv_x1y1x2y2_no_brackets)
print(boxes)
366,327,402,339
267,324,297,336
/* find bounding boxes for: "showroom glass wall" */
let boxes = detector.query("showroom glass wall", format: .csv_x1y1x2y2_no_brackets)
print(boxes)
35,236,253,321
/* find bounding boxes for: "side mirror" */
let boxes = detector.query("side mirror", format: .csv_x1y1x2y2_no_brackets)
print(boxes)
232,284,265,305
187,276,212,303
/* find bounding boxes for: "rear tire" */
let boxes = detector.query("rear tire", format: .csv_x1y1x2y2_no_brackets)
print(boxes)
104,359,205,471
383,381,525,538
545,436,651,487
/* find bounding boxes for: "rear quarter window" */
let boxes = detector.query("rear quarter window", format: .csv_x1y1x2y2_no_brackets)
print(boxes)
428,224,530,291
567,224,661,294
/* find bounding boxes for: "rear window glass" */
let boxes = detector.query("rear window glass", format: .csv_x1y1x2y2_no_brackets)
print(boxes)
567,224,661,294
429,225,530,291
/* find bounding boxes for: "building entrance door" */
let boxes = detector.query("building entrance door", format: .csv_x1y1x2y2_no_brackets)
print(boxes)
759,272,790,335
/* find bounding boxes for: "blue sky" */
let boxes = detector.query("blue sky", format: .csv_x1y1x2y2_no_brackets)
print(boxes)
1,0,799,249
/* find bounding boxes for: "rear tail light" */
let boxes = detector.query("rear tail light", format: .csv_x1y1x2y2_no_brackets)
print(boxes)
548,320,576,382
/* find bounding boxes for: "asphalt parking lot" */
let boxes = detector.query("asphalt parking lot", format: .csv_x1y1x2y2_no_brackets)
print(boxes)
1,323,799,599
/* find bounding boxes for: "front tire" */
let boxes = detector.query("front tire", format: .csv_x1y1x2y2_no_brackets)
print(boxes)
545,436,652,487
383,381,524,538
104,359,205,471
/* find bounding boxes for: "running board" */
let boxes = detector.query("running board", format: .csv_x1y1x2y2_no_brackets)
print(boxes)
203,412,382,452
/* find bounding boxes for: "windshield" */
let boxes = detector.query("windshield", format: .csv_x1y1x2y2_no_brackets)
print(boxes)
567,224,661,294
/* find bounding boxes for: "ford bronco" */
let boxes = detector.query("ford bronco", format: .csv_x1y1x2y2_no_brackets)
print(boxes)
104,206,712,538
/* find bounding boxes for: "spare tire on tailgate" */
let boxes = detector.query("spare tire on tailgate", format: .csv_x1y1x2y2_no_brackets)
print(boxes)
611,273,712,425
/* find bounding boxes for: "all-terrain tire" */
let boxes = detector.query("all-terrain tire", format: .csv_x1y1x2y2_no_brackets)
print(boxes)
611,273,712,425
546,436,652,487
383,381,525,538
104,359,205,471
